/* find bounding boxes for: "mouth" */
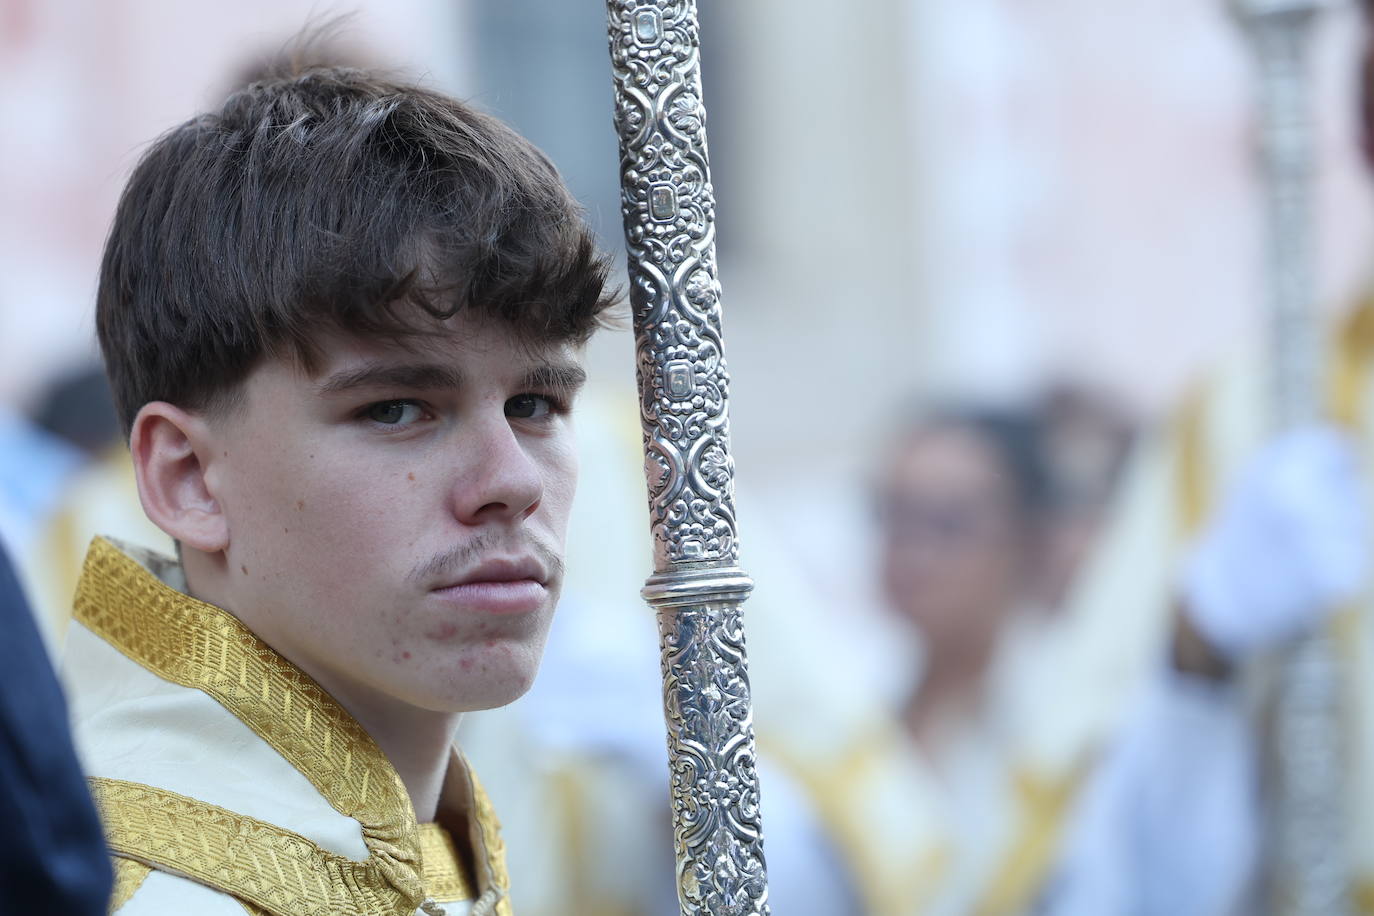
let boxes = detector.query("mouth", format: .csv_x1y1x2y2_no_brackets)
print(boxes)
430,557,550,615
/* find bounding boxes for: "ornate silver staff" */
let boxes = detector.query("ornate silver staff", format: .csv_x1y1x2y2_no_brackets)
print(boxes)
604,3,770,914
1232,1,1349,912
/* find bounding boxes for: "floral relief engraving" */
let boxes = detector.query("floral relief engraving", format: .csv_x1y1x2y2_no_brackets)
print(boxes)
610,0,737,569
658,603,768,916
607,2,770,914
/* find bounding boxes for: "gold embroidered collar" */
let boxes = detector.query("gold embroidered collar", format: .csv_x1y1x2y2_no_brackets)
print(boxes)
75,536,509,916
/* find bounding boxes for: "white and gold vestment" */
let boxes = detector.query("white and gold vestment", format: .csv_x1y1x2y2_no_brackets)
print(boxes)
66,536,512,916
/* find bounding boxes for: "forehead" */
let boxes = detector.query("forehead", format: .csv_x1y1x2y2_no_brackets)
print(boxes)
885,428,1012,498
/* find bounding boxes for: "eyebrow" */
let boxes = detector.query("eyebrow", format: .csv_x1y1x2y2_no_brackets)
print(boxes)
521,364,587,395
316,362,465,395
315,360,587,396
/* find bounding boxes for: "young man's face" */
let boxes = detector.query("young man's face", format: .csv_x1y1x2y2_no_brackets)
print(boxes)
198,315,583,715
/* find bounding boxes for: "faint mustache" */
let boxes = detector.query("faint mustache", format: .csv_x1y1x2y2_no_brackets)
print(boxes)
407,534,564,587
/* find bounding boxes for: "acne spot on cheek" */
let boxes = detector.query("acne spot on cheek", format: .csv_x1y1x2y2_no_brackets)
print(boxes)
295,499,306,511
484,639,496,649
425,622,458,641
459,658,473,671
407,472,416,482
402,651,412,660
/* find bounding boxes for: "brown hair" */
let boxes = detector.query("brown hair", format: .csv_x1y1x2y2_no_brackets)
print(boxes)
97,66,616,435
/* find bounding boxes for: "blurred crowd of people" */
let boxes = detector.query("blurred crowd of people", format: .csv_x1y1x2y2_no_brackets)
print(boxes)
5,350,1354,915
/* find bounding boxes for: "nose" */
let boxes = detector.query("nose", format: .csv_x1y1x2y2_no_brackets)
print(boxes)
449,414,544,526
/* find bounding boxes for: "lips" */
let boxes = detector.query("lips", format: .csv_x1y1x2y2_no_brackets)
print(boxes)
429,556,550,616
442,556,548,589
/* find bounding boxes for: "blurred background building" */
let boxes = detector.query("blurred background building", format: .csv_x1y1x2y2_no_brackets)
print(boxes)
10,0,1370,484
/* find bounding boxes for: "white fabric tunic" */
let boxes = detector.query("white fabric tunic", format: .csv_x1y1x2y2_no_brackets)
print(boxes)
65,537,509,916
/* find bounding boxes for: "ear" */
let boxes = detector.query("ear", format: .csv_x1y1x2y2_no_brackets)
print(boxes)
129,402,229,553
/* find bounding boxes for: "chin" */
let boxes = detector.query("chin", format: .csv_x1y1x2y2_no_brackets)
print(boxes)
462,681,537,713
409,645,544,713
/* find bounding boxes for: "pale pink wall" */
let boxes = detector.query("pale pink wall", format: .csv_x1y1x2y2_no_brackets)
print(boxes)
908,0,1374,416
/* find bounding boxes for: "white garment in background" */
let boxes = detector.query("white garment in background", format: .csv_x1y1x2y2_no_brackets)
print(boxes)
1043,670,1259,916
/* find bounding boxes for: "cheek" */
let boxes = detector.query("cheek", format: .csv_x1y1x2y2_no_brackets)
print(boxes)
980,537,1026,582
882,543,939,608
221,448,299,541
223,443,397,582
293,464,426,572
539,444,579,534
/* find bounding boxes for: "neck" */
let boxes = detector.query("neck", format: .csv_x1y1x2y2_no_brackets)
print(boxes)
182,553,460,823
903,636,995,755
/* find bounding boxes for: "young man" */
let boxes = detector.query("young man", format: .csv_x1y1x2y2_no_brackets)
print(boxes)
68,66,615,915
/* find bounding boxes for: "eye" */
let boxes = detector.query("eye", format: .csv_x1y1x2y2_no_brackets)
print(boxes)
506,394,553,420
366,400,425,426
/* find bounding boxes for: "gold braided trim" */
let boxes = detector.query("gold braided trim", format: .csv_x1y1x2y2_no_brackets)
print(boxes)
551,766,593,912
1329,296,1374,427
418,823,475,904
1356,878,1374,914
468,768,514,916
74,537,424,909
109,856,152,913
240,904,270,916
93,777,413,916
1173,385,1211,538
759,729,945,915
971,763,1088,916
